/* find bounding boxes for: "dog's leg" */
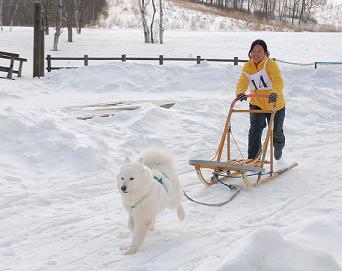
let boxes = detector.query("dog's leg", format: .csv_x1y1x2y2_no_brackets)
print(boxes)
128,215,134,232
125,221,150,255
149,218,155,231
177,204,185,221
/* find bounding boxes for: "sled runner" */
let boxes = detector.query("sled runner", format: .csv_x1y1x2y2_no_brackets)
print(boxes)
189,94,297,188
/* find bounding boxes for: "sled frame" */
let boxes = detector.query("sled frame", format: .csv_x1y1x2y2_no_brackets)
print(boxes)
189,94,297,187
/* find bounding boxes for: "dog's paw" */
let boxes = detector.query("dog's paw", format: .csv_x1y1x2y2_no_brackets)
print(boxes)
120,245,138,255
123,249,137,255
120,245,129,252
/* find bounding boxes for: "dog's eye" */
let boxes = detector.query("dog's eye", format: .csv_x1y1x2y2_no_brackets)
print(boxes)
121,177,124,180
130,177,134,181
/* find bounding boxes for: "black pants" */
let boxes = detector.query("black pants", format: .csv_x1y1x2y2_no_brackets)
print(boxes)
248,104,285,159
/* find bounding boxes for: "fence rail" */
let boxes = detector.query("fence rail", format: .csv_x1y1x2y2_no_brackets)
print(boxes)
314,61,342,69
46,54,248,72
46,55,342,72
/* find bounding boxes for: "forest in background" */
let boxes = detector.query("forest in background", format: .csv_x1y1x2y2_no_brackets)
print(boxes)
0,0,107,28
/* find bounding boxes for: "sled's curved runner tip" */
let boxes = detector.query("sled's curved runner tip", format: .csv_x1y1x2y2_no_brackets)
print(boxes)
189,94,298,188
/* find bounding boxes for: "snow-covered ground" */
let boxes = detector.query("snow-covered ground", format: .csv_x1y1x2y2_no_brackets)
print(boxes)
1,28,342,270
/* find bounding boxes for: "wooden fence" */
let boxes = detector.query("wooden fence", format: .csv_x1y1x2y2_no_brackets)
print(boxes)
46,54,248,72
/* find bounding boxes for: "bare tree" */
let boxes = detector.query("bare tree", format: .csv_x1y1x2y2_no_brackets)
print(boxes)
306,0,327,22
138,0,165,44
298,0,305,24
53,0,63,51
42,0,52,35
247,0,256,13
278,0,288,23
159,0,164,44
10,0,20,31
150,0,156,43
74,0,81,34
290,0,299,25
63,0,74,42
0,0,3,31
139,0,151,43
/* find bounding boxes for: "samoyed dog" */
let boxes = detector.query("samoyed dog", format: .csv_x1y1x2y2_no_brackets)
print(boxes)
116,149,185,254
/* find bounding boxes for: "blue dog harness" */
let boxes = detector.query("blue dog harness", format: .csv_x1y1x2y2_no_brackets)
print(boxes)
130,169,169,209
152,169,169,193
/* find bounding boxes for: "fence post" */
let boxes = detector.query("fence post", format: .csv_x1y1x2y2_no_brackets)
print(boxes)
314,62,317,69
159,55,163,65
197,56,201,64
121,54,126,62
46,54,51,72
234,57,238,66
84,55,88,66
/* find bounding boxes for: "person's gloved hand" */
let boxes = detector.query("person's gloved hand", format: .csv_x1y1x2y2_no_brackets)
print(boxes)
236,93,247,101
268,92,277,103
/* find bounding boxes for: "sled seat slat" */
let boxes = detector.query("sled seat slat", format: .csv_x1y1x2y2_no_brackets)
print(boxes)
230,159,254,164
189,160,265,173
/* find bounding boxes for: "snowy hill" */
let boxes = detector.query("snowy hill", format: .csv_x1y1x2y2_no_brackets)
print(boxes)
99,0,342,31
1,28,342,270
99,0,255,31
314,0,342,26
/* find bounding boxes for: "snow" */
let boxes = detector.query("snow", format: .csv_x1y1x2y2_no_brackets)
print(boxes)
100,0,255,31
1,28,342,270
313,0,342,27
101,0,342,31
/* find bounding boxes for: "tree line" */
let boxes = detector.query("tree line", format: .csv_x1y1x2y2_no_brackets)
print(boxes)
1,0,165,45
0,0,107,32
192,0,327,25
1,0,107,49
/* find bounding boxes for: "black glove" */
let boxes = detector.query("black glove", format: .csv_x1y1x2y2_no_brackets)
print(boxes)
268,92,277,103
236,93,247,101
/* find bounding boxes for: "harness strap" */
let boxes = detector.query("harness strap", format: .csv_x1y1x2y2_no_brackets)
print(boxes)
131,170,168,209
184,175,241,207
130,188,150,209
153,170,168,192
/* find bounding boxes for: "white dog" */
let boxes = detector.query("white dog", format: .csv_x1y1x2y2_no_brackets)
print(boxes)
116,149,185,254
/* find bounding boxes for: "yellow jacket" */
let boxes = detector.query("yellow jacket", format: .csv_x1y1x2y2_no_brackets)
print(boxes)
235,57,285,111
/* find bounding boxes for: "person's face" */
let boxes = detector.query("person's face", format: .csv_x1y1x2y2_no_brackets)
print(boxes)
250,44,266,65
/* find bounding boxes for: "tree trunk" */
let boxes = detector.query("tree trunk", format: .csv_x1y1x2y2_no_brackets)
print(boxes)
42,0,51,35
150,0,156,43
0,0,3,31
74,0,81,34
298,0,305,25
65,1,73,42
159,0,164,44
10,0,21,31
247,0,255,14
139,0,150,43
68,26,72,42
53,0,63,51
43,9,49,35
291,0,297,25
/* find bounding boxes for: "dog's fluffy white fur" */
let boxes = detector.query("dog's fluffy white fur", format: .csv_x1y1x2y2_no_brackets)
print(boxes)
117,148,185,254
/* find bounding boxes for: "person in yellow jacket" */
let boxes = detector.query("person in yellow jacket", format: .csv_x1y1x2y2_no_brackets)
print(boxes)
235,39,285,160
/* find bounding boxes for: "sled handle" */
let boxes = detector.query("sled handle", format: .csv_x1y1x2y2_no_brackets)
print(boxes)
230,94,276,109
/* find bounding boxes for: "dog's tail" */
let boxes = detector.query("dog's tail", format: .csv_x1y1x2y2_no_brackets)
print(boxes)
140,148,174,168
177,204,185,221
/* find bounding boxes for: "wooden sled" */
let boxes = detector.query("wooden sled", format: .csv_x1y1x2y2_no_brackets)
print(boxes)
189,94,297,187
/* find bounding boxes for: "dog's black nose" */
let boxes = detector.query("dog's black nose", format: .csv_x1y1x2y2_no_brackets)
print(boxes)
121,185,127,192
